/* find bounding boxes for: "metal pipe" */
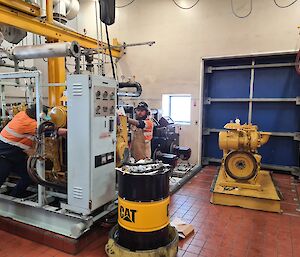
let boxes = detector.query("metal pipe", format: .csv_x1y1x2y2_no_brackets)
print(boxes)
0,63,38,71
12,41,81,60
53,0,79,20
248,60,255,124
205,97,298,103
40,0,46,17
198,59,205,165
46,0,54,23
95,0,101,75
207,62,298,73
53,0,67,17
34,72,46,206
0,85,5,120
99,0,105,75
13,59,20,85
118,82,142,97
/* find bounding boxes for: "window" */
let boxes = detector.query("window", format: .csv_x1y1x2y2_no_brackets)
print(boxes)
162,94,191,125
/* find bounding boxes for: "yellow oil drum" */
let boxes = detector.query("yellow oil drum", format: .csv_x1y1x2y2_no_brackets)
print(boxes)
117,163,171,251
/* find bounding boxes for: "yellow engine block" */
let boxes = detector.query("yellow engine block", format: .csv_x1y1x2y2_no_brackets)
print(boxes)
219,122,270,184
116,115,129,167
210,121,281,213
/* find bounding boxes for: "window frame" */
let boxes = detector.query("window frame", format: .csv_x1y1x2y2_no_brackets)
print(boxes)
162,94,192,125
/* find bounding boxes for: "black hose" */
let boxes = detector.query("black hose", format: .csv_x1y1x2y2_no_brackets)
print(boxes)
118,82,142,97
27,156,67,192
26,121,67,192
105,24,116,79
37,121,56,139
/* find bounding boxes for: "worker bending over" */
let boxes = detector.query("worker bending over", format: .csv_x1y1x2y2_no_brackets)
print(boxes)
0,105,66,197
127,102,154,161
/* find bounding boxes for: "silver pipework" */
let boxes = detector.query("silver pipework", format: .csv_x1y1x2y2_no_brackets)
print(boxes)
12,41,81,60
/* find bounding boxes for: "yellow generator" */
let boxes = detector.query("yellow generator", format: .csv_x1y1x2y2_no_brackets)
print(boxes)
210,121,281,213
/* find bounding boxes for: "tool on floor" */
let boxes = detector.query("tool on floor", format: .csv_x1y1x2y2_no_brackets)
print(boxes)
105,162,178,257
211,120,281,212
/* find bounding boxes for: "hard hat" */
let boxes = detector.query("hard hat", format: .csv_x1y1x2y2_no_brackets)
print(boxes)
136,102,149,110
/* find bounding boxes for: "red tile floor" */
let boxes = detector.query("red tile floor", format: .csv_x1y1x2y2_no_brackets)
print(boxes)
0,165,300,257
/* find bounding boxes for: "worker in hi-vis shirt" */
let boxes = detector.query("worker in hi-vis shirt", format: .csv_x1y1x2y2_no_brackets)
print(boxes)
0,105,66,197
127,102,154,161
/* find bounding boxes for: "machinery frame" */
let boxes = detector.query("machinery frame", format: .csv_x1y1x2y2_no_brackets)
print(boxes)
199,50,300,174
0,71,117,238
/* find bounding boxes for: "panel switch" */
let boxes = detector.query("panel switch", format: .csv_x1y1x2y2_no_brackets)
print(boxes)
109,119,114,132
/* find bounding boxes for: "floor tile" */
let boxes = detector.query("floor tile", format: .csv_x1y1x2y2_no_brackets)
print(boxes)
0,166,299,257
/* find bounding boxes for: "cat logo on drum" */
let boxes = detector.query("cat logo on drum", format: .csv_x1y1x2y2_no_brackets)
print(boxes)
120,205,137,223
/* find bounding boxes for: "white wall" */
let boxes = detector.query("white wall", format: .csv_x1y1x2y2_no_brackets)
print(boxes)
77,0,300,163
3,0,299,163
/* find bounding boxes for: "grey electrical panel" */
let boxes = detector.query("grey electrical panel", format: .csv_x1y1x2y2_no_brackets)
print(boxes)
66,74,117,215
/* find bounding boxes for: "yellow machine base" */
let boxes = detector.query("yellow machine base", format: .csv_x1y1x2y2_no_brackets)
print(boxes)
210,169,281,213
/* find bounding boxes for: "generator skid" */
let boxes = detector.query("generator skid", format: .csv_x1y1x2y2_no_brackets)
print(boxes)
0,72,117,239
211,121,281,213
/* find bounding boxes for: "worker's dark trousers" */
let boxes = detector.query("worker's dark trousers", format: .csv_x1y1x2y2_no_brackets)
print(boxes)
0,152,31,197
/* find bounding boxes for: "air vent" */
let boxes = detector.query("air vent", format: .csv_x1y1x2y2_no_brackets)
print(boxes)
72,84,83,96
73,187,83,199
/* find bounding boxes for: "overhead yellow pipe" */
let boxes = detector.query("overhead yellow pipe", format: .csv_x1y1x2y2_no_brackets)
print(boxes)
46,0,53,23
46,0,65,107
48,57,66,107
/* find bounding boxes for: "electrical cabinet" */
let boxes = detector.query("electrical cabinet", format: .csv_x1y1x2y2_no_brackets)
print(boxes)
66,74,117,215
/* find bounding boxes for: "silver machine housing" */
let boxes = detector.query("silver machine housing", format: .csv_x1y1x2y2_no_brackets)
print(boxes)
64,74,117,215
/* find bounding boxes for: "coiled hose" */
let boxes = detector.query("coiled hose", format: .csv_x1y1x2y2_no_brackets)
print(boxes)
27,121,67,192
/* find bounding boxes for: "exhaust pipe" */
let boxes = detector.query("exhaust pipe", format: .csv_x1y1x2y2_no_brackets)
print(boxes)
118,82,142,97
12,41,81,60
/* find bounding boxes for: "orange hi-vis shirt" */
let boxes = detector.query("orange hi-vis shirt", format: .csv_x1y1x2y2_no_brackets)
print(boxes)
143,118,154,142
0,111,37,150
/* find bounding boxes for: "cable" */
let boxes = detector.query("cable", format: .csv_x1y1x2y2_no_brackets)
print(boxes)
172,0,200,9
105,24,116,79
231,0,252,18
273,0,299,8
116,0,135,8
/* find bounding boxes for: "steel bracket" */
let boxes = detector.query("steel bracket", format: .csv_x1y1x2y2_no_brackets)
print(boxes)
205,66,213,73
204,98,211,105
294,133,300,141
202,128,211,136
202,157,210,165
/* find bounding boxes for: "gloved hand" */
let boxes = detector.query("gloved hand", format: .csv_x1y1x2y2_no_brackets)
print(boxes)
57,128,67,137
116,107,126,116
